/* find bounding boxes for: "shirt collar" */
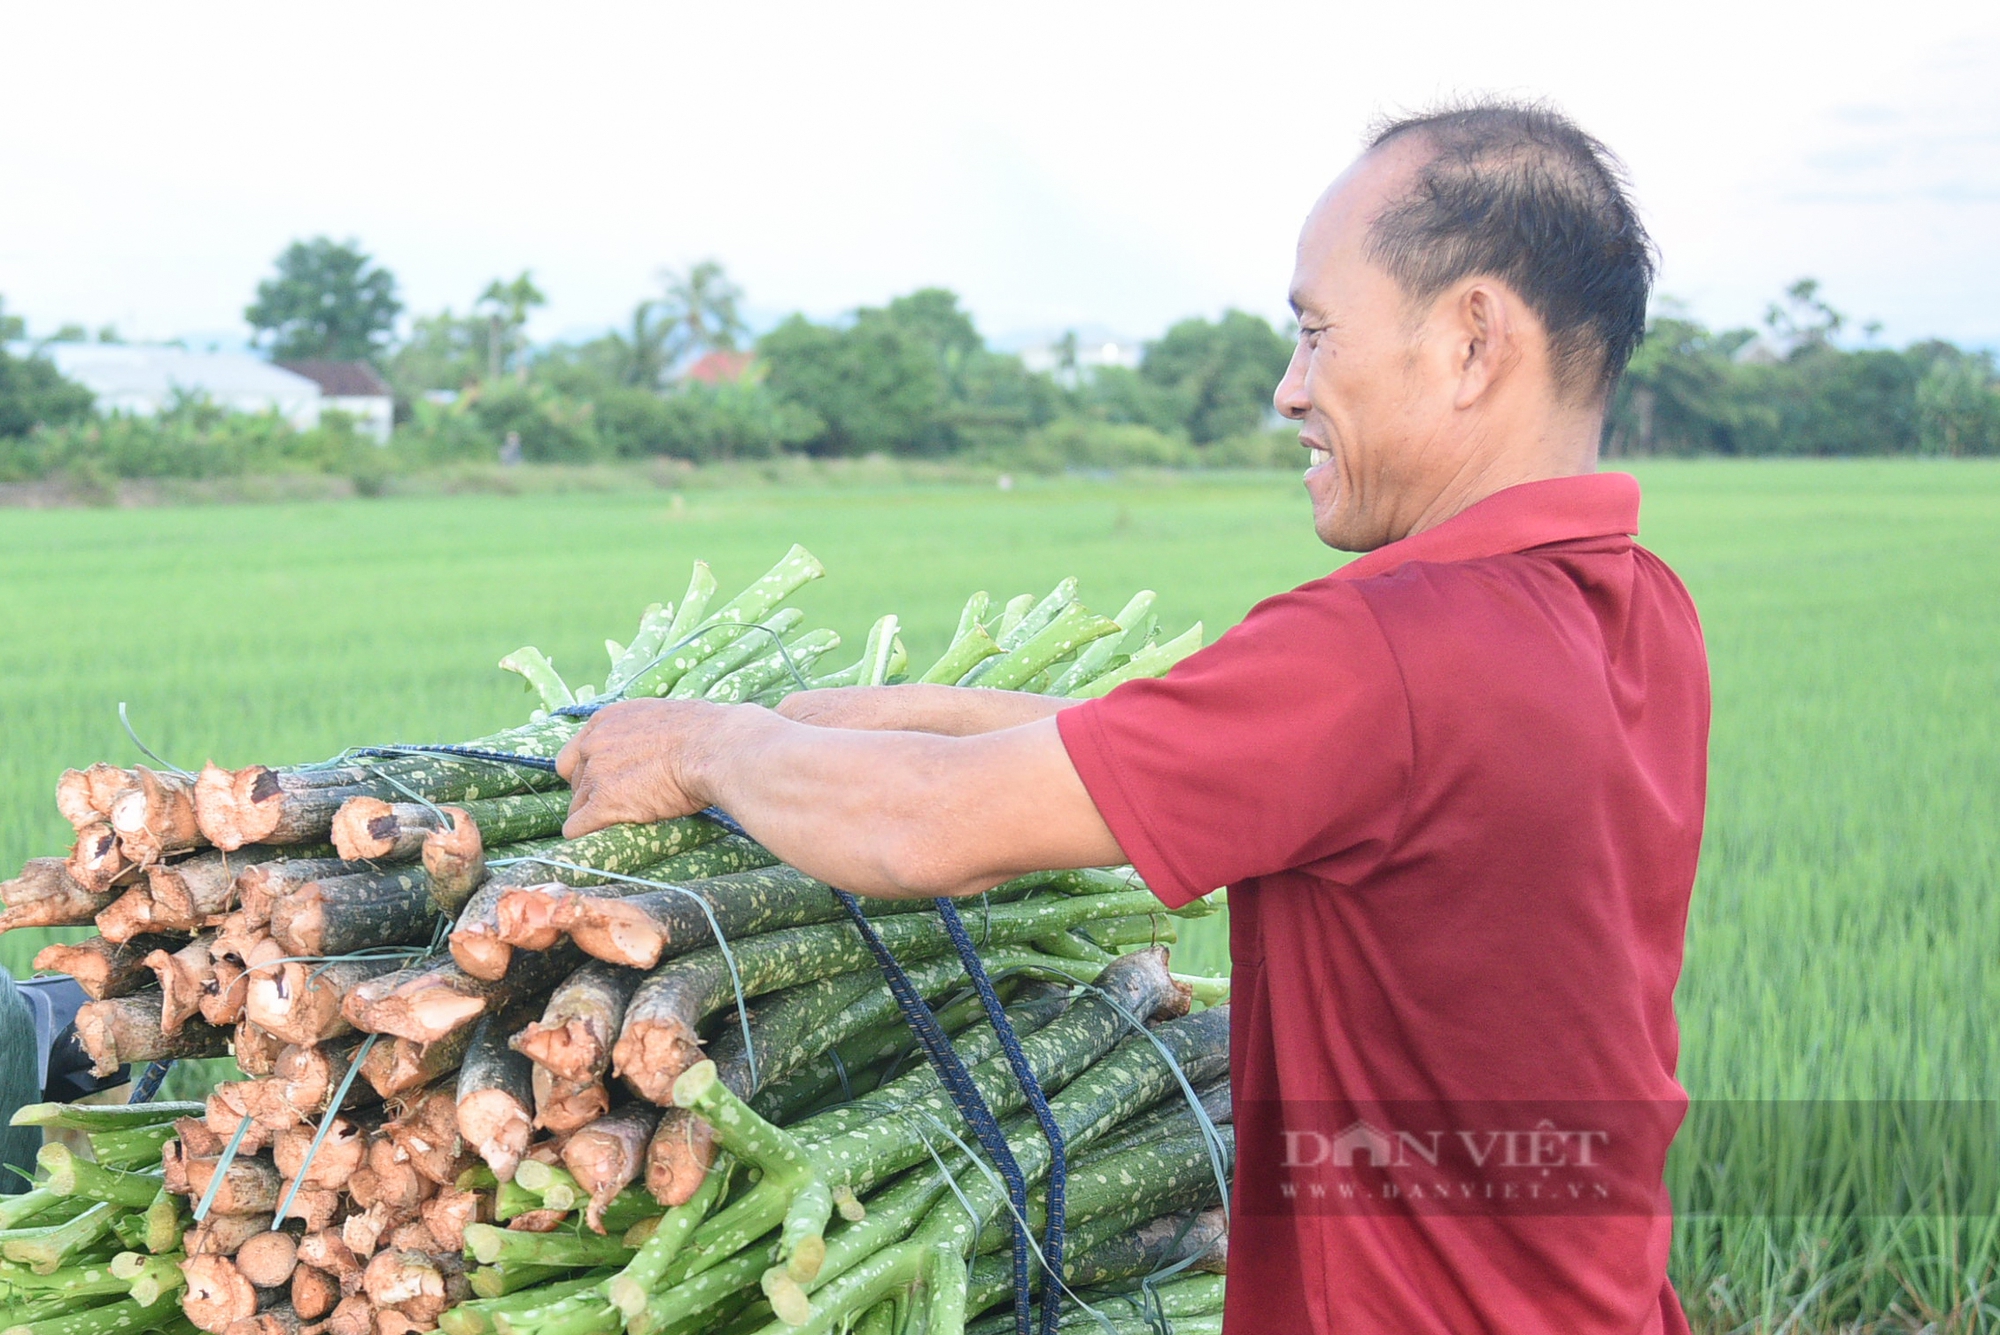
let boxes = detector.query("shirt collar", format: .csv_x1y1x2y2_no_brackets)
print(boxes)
1333,471,1641,582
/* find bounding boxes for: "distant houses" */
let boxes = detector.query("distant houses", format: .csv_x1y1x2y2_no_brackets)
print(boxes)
14,344,394,443
680,350,756,385
1015,331,1143,381
277,360,395,443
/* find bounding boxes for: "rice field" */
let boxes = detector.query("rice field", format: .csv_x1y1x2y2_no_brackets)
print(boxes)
1,459,1995,1331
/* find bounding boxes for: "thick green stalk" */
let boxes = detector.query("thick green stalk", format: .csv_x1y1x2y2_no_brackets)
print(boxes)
706,629,840,704
706,969,888,1097
0,1257,131,1298
742,983,995,1125
467,1264,588,1301
492,1296,620,1335
0,1195,65,1234
773,1010,1233,1333
634,547,825,698
1048,591,1155,696
464,1223,638,1269
447,791,575,848
1087,1076,1231,1160
628,1244,776,1335
446,1271,616,1335
2,1201,117,1274
670,1065,830,1285
664,564,718,645
1067,624,1204,698
33,1146,160,1209
107,1252,185,1306
787,988,1075,1146
918,625,1004,686
603,602,672,697
500,647,577,711
965,603,1120,691
494,1180,550,1223
661,952,1183,1295
81,1125,175,1172
668,610,805,700
605,1156,732,1318
613,890,1163,1102
141,1190,182,1255
7,1104,200,1133
993,594,1035,643
515,1162,585,1214
998,580,1077,651
952,592,991,642
0,1291,180,1335
1076,913,1175,952
482,818,730,896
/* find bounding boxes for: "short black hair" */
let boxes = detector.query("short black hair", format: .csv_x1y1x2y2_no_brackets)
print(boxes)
1365,100,1654,397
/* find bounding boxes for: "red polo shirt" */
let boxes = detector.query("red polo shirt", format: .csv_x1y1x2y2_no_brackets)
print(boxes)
1058,473,1707,1334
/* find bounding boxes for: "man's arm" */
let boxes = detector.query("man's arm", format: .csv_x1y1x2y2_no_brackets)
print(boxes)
555,698,1125,899
775,684,1077,736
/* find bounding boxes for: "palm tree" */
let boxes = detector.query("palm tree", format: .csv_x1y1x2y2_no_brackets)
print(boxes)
478,272,548,381
616,297,678,390
657,261,747,360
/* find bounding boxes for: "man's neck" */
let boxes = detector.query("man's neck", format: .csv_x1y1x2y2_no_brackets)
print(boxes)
1399,410,1603,540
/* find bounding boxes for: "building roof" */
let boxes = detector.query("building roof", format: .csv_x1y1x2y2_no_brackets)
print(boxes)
278,359,393,398
681,350,756,385
20,343,321,411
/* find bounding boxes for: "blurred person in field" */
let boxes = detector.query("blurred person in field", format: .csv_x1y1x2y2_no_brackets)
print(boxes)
559,100,1706,1334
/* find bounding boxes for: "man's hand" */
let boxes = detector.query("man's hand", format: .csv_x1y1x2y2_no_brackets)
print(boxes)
556,699,717,837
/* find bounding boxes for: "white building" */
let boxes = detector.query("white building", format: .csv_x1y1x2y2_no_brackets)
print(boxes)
10,344,396,443
21,343,325,428
1012,327,1146,382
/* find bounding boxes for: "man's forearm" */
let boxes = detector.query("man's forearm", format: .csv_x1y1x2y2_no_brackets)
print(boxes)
679,705,1122,898
775,684,1076,736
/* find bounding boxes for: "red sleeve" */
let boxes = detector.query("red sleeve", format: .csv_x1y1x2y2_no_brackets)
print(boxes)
1056,579,1413,908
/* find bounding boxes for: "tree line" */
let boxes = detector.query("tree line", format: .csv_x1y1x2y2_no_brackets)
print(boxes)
2,241,1997,489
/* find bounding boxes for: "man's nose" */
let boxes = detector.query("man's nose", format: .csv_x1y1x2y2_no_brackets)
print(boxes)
1274,343,1310,421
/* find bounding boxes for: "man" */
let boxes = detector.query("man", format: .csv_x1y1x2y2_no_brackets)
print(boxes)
559,101,1707,1334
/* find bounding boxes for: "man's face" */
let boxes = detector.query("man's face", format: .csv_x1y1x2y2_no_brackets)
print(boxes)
1275,142,1458,551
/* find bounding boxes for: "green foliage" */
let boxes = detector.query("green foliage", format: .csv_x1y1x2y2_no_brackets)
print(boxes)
387,309,488,397
244,237,402,362
0,346,94,440
657,260,748,356
1913,345,2000,456
982,419,1196,473
462,380,601,463
643,381,822,460
1607,283,2000,457
0,394,381,483
1134,309,1292,443
759,289,1071,456
391,377,822,465
760,310,948,454
477,273,547,381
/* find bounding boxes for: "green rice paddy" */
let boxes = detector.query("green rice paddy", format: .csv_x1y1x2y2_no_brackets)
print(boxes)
1,460,1994,1331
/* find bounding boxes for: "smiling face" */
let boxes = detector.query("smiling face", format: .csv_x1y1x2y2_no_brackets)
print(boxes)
1276,140,1473,551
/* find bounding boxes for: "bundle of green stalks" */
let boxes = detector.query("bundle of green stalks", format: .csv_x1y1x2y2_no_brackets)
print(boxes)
3,548,1229,1335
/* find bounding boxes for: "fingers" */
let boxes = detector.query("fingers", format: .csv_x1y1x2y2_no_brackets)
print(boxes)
554,698,708,837
555,713,600,781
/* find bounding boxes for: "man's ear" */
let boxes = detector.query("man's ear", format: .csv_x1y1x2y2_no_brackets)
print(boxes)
1449,281,1518,410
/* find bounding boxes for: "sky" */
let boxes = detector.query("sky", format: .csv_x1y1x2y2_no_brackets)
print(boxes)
2,0,1996,353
